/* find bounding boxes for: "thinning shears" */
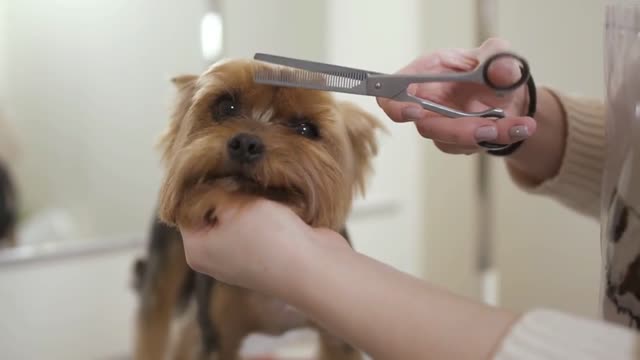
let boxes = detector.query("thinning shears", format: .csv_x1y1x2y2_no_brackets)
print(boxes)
252,52,535,152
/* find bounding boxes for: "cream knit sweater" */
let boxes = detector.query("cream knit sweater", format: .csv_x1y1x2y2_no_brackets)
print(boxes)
491,89,640,359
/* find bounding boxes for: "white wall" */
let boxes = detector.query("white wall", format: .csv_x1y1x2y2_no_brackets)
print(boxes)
0,0,8,102
417,0,486,300
2,0,206,239
324,0,427,276
0,0,19,165
492,0,604,317
220,0,326,61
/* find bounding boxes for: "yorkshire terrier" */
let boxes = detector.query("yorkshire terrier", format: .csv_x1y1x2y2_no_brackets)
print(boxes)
133,58,383,360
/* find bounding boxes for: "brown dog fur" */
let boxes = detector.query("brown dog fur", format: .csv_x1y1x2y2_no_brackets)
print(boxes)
133,58,383,360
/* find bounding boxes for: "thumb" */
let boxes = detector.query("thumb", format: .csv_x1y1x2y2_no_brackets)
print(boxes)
473,37,512,61
472,38,521,89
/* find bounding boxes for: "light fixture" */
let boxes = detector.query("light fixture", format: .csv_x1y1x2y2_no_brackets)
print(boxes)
201,11,223,62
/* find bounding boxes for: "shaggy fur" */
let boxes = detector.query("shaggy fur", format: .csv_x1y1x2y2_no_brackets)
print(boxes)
133,58,383,360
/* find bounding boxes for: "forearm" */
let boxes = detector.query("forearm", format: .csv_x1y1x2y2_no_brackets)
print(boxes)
506,87,568,186
276,238,518,360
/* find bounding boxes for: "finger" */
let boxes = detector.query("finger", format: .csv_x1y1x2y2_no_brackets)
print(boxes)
311,228,351,250
414,115,536,147
471,38,522,89
180,225,214,245
485,53,523,89
180,228,211,273
473,37,512,60
376,97,406,123
313,227,338,237
376,49,480,123
212,194,265,223
433,141,479,155
376,98,426,123
436,48,478,72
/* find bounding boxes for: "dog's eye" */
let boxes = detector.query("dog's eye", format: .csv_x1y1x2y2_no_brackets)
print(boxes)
212,94,240,119
293,122,319,139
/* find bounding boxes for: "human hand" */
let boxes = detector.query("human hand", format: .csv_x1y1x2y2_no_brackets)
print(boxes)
377,38,537,154
180,197,349,295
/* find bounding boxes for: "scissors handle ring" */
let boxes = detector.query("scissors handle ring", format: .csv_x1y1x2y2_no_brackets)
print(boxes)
481,52,531,92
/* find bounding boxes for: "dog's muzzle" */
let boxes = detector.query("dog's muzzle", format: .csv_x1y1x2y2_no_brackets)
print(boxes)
227,133,264,164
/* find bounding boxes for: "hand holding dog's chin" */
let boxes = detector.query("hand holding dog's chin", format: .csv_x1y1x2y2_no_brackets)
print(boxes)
179,198,348,296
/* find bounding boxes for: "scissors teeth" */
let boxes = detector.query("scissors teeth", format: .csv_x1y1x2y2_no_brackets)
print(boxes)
253,52,533,151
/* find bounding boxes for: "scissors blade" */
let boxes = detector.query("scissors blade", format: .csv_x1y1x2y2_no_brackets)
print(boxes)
253,55,374,95
254,53,381,79
253,66,370,95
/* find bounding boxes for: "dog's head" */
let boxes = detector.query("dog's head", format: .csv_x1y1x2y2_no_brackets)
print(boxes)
157,59,383,230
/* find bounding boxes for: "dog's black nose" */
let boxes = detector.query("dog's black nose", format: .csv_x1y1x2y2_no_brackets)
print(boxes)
227,133,264,163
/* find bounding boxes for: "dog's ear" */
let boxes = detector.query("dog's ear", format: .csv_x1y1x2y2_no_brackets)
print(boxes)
171,74,198,88
337,101,386,195
157,75,198,162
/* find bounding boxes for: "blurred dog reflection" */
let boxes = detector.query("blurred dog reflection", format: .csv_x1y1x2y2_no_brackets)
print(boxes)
0,163,17,248
132,58,383,360
0,115,18,248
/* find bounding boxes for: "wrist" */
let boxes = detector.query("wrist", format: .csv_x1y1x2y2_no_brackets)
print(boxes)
265,227,325,300
273,229,354,305
504,87,567,185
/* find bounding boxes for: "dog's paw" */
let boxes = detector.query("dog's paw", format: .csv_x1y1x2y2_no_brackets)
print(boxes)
176,183,255,229
175,185,221,229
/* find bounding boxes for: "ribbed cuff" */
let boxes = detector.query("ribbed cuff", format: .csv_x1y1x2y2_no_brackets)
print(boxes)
510,88,605,218
493,309,639,360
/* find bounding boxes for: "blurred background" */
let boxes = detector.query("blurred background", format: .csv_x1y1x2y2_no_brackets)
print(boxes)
0,0,603,358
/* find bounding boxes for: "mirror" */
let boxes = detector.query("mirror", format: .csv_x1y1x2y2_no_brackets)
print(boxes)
0,0,327,253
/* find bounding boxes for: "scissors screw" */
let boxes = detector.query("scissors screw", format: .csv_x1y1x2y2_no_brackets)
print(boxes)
375,82,382,89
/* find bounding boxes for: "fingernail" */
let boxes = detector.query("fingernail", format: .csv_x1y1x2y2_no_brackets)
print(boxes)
401,106,423,121
475,126,498,142
449,54,476,70
509,125,529,141
444,54,467,68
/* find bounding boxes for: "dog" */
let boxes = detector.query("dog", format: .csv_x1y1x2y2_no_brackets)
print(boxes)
133,58,383,360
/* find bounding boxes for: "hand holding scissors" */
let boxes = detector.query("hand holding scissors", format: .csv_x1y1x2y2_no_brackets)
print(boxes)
376,39,537,155
254,38,536,155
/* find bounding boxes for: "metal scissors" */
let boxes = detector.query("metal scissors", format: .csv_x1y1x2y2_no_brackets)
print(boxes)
252,52,534,151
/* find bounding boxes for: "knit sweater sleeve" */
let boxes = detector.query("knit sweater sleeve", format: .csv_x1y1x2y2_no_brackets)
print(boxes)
506,87,606,219
492,309,640,359
493,91,630,358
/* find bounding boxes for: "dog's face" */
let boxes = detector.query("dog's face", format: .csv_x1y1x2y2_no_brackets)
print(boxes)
157,59,382,230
